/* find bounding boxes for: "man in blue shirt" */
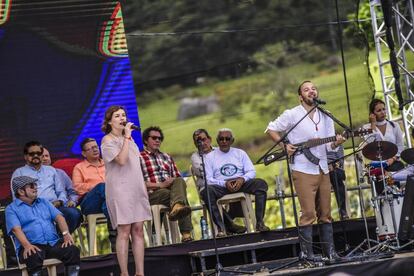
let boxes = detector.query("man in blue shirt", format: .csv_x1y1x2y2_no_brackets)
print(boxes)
42,147,78,207
6,176,80,276
202,128,270,237
11,141,82,233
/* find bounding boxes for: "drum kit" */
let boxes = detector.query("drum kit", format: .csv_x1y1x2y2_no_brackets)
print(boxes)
362,140,414,248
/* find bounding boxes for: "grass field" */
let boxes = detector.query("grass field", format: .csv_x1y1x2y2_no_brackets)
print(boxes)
138,48,378,170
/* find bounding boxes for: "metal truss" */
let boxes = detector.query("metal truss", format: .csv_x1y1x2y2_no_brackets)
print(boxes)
370,0,414,147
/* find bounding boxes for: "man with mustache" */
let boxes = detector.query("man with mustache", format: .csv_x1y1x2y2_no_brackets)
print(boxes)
11,141,82,233
6,176,80,276
266,81,346,262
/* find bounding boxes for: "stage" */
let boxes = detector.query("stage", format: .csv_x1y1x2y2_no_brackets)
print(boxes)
2,217,413,275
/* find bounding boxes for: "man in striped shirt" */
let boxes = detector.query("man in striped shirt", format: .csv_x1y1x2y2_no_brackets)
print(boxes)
140,126,193,242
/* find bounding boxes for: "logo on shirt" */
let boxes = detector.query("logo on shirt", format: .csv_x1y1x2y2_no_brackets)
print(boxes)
220,164,238,177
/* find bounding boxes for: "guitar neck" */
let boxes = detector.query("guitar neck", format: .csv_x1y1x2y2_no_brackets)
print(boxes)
297,136,336,148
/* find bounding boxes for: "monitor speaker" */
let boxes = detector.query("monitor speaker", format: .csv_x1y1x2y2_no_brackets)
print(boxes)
399,175,414,240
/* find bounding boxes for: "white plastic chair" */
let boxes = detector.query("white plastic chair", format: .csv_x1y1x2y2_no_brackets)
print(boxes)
189,165,256,234
11,237,61,276
145,205,180,246
217,193,256,233
85,213,107,256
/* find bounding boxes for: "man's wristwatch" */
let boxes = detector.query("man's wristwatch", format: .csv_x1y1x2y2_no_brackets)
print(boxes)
62,231,69,236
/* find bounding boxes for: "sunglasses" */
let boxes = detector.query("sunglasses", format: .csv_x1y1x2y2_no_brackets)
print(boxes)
218,137,232,142
150,136,163,141
27,151,42,157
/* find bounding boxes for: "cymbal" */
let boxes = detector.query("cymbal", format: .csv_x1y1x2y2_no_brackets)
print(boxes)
401,148,414,164
362,141,398,161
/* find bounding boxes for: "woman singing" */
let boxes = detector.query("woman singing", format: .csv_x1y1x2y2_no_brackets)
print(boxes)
101,106,151,276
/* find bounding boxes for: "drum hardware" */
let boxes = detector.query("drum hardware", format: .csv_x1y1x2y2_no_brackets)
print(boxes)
347,141,407,255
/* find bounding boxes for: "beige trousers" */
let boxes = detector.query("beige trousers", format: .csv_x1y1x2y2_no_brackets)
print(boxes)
292,170,332,226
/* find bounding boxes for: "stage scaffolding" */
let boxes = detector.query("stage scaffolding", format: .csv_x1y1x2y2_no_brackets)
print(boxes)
370,0,414,147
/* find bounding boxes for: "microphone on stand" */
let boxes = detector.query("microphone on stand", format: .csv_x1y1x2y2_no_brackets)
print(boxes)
122,121,141,130
313,98,327,105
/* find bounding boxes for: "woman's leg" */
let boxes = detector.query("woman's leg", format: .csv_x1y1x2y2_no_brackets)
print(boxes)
117,224,131,276
130,221,145,276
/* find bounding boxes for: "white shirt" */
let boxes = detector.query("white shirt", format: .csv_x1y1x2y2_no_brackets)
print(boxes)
266,105,337,175
392,165,414,182
362,121,404,156
204,147,256,187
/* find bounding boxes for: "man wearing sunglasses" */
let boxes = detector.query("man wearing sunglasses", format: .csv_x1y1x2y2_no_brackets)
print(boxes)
191,129,246,235
140,126,193,242
202,128,270,237
11,141,82,234
6,176,80,276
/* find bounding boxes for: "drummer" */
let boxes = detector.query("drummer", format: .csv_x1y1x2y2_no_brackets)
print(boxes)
363,98,404,171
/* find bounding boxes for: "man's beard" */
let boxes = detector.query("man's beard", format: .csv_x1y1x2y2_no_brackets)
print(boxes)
29,158,41,166
303,97,314,106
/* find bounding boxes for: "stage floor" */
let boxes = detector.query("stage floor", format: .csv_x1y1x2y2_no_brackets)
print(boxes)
2,217,413,275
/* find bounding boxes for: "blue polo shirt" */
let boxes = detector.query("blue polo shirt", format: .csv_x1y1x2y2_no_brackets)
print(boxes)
11,165,68,203
5,198,62,252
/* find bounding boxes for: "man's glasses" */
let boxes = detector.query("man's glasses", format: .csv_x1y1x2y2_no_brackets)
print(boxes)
218,137,232,142
150,136,163,141
84,145,99,152
27,151,42,157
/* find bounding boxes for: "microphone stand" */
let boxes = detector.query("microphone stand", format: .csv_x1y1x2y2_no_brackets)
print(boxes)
328,155,350,252
317,106,373,256
257,102,321,271
197,140,254,275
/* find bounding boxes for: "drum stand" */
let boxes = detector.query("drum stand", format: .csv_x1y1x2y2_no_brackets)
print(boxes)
357,151,413,254
346,145,397,258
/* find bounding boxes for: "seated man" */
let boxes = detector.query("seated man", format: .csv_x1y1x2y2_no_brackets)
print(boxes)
42,147,78,207
140,126,193,242
6,176,80,276
191,128,246,234
202,128,270,236
11,141,82,233
71,138,116,250
72,138,106,217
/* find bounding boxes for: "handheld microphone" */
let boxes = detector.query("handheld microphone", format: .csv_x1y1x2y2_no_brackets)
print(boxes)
313,98,326,105
122,122,141,131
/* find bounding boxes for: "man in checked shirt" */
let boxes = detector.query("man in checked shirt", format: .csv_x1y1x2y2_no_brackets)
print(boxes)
140,126,193,242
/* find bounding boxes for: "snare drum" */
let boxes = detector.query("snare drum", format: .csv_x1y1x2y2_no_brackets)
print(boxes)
369,165,394,195
375,194,404,240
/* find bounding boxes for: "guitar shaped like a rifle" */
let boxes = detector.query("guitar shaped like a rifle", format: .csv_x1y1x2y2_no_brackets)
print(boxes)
264,128,372,166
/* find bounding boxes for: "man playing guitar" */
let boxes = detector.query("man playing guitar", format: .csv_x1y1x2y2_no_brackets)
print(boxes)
266,80,346,262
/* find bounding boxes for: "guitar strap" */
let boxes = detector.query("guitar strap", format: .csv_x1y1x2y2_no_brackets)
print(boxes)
302,148,320,165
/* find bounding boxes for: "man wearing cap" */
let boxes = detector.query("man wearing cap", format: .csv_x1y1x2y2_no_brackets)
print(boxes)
11,141,82,233
6,176,80,276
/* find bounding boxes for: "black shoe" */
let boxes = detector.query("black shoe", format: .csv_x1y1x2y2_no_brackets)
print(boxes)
255,222,270,232
226,222,247,234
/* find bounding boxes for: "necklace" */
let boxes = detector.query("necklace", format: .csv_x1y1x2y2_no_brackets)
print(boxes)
309,110,321,131
109,132,122,138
